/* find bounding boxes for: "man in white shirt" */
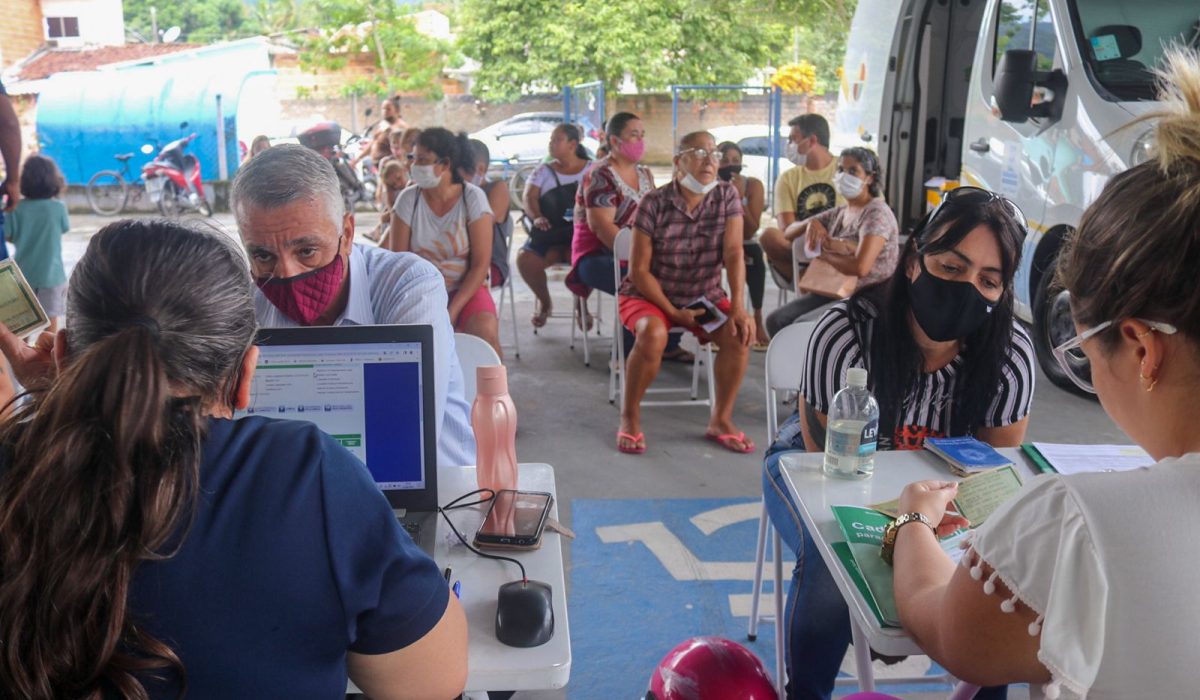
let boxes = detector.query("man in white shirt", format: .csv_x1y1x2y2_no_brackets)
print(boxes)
232,144,475,467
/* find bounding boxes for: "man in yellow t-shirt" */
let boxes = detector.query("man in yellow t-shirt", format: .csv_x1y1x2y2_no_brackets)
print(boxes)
760,114,843,283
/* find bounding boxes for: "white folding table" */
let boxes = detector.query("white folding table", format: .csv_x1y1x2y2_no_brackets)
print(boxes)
777,448,1038,698
350,462,571,694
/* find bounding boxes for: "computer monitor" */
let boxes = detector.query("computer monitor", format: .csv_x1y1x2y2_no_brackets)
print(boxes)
238,324,438,511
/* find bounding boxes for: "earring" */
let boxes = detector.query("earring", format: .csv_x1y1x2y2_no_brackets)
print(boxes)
1139,360,1159,392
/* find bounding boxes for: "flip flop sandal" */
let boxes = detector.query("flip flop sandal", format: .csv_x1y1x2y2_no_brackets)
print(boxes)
617,431,646,454
705,431,755,454
662,348,695,364
531,304,550,328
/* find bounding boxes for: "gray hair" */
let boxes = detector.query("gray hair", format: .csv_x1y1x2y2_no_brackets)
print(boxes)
677,130,715,153
231,143,345,228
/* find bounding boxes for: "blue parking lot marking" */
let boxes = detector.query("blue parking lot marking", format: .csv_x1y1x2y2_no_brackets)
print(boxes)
569,498,957,699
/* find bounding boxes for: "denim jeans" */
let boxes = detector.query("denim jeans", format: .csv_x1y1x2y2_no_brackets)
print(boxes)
762,416,1007,700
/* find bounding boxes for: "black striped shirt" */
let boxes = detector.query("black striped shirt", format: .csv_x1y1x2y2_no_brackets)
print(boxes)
799,301,1035,450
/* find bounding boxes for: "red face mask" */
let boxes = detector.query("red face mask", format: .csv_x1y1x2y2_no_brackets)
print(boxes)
256,247,346,325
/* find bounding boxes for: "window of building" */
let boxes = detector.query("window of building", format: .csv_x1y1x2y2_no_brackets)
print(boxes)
46,17,81,39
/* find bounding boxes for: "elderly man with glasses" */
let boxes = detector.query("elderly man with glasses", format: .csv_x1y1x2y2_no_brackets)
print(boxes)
615,131,756,455
231,144,475,468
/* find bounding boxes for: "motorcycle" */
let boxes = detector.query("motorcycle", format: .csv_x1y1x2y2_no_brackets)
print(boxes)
141,123,212,217
299,121,373,213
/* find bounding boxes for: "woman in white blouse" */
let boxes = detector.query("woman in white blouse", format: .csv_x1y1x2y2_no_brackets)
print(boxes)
891,49,1200,699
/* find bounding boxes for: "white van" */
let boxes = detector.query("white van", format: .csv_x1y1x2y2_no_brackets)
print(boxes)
834,0,1196,389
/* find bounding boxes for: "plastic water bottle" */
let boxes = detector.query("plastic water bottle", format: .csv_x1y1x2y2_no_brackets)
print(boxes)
822,367,880,480
473,365,519,494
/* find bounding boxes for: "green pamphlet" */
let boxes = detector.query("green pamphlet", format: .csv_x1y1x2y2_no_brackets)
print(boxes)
831,505,902,627
831,505,971,629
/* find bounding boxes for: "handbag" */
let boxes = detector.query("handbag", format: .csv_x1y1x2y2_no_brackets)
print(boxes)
797,257,857,299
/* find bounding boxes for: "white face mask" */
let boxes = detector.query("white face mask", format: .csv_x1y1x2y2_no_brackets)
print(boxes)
786,141,808,167
680,172,718,195
834,171,865,199
410,164,441,189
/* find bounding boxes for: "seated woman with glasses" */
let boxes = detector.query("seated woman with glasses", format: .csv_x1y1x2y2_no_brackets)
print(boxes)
889,49,1200,699
617,131,756,455
762,180,1034,698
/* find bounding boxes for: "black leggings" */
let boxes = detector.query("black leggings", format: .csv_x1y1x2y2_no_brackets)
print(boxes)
743,241,766,311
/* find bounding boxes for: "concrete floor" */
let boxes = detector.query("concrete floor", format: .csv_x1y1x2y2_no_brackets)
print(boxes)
62,210,1117,700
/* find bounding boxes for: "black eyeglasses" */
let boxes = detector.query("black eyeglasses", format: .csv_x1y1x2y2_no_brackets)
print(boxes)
922,186,1028,243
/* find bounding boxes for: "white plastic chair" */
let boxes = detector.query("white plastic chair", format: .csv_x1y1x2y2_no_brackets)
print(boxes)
747,321,815,699
606,228,714,409
454,332,502,407
535,264,604,367
492,219,520,359
770,262,792,308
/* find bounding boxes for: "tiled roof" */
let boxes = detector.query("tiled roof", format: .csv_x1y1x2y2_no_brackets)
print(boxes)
9,44,201,82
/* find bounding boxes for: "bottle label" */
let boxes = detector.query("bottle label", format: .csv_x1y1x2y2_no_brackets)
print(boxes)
858,418,879,458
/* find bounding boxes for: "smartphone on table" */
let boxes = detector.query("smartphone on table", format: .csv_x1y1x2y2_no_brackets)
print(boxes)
474,489,554,550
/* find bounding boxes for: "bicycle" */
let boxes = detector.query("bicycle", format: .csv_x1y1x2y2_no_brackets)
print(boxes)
486,157,545,211
86,151,146,216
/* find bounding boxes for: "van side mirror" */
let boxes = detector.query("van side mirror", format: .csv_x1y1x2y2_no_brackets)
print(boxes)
994,49,1067,123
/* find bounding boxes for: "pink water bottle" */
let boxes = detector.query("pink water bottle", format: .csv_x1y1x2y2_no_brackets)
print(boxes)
473,365,518,494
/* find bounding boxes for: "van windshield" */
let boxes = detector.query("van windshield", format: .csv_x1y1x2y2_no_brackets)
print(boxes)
1069,1,1200,100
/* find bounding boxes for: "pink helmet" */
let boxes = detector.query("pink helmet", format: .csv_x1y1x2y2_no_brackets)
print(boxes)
645,637,777,700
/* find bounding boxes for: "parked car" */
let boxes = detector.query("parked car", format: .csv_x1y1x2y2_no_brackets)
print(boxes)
471,112,601,164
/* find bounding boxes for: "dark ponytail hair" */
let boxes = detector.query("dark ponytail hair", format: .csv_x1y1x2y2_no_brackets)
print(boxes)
0,219,258,698
557,124,591,161
416,127,473,185
847,195,1024,442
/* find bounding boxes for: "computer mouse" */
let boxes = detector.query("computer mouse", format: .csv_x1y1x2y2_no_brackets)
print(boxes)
495,579,554,648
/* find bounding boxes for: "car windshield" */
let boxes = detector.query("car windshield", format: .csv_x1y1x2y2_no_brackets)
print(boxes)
1069,0,1200,101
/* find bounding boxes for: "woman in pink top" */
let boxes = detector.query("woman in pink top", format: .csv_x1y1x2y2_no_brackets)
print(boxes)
567,113,689,360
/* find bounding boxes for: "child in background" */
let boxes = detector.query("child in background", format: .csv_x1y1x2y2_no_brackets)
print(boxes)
5,154,68,330
369,158,407,243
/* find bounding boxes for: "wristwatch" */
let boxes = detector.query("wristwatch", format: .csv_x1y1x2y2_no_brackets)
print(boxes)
880,512,936,565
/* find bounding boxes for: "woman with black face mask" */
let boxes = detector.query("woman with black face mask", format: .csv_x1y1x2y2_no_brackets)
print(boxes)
717,141,770,349
760,187,1034,700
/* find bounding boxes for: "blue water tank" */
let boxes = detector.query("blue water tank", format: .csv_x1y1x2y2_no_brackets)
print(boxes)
36,39,276,185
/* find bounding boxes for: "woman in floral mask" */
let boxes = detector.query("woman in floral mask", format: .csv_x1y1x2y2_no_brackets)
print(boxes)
567,112,690,361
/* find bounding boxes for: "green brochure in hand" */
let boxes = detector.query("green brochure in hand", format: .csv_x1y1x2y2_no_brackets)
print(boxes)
831,505,973,629
831,505,901,627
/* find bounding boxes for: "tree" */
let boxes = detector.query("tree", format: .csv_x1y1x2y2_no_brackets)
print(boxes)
301,0,453,99
123,0,252,43
458,0,791,101
248,0,315,36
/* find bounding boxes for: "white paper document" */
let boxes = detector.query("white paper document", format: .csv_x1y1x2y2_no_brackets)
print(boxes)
1032,442,1154,475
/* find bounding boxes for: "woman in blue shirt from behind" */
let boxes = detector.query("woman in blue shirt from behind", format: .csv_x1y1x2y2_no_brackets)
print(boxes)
0,220,466,699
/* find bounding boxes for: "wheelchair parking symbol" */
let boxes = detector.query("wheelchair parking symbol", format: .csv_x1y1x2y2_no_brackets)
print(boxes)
595,501,792,619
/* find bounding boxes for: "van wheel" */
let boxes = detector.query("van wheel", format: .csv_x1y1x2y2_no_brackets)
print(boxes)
1032,264,1089,397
